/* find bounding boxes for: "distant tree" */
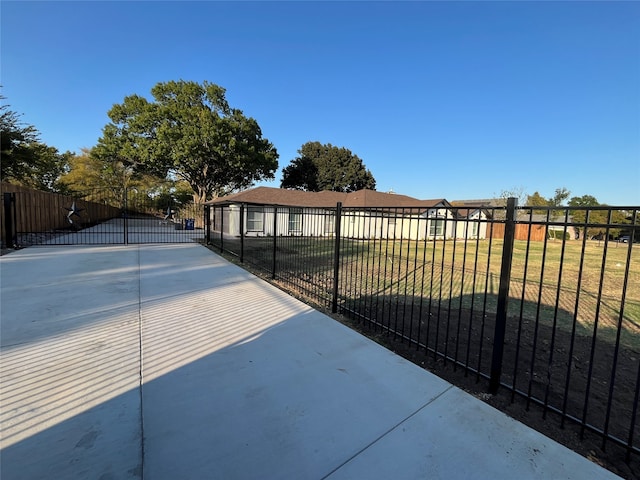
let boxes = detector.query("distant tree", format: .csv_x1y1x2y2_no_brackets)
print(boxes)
496,186,527,206
59,148,165,205
526,191,550,208
568,195,599,207
281,141,376,192
550,187,571,207
1,96,73,192
567,195,599,239
523,191,550,216
566,195,628,240
149,180,195,211
281,156,319,192
524,188,571,217
18,143,73,193
94,80,278,202
0,96,39,182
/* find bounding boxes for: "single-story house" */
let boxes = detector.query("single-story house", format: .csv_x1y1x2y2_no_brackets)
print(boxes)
206,187,490,241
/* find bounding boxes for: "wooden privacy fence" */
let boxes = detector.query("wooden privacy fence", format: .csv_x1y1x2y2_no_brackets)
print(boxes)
1,182,122,246
487,222,546,241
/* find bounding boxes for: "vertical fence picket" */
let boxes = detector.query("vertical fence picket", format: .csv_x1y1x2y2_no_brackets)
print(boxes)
205,205,211,244
272,206,278,279
332,202,342,314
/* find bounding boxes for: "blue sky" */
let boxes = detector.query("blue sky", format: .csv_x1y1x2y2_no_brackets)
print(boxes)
2,1,639,205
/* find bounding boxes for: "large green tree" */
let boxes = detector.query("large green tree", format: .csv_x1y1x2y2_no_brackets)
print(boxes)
19,143,73,192
1,96,72,192
568,195,628,240
1,97,38,181
94,80,278,202
525,188,572,208
526,191,550,213
281,141,376,192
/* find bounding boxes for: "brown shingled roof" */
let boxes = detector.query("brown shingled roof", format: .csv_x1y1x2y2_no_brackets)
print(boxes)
207,187,448,210
342,189,445,209
207,187,346,207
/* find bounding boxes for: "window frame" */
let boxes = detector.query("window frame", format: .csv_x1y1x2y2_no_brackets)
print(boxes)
288,208,303,234
246,206,264,233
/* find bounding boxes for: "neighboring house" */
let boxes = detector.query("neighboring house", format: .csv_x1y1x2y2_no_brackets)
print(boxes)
207,187,491,241
454,198,579,240
452,198,505,208
454,208,490,240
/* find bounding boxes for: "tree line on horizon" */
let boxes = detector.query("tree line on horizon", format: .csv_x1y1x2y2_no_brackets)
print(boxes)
0,81,632,213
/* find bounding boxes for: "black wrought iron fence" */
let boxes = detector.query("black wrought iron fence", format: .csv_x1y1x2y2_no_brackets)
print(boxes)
206,200,639,460
2,185,205,246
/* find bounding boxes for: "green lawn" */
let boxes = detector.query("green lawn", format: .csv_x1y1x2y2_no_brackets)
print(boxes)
230,235,639,347
338,237,639,347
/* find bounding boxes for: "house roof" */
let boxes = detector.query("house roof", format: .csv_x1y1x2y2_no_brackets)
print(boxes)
207,187,345,207
207,187,447,210
342,189,446,209
451,198,504,208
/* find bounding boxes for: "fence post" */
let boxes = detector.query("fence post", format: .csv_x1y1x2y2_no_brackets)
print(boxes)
332,202,343,313
240,204,245,263
3,193,17,249
123,190,128,245
272,206,278,279
220,206,224,253
204,205,211,244
489,197,518,393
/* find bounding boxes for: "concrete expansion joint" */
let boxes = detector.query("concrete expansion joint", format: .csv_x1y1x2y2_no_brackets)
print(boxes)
136,245,145,480
320,385,455,479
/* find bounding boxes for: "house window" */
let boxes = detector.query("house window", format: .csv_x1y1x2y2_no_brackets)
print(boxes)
213,208,222,232
246,206,264,232
289,208,302,233
430,218,445,237
324,212,335,235
470,221,478,237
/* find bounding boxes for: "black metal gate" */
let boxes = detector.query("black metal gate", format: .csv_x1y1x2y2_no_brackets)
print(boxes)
1,187,205,247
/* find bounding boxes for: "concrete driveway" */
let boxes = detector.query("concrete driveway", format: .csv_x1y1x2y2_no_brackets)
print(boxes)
0,244,620,479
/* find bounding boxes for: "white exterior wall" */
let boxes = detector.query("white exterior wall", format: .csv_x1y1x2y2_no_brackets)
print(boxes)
454,210,488,240
340,208,455,240
222,207,336,237
401,208,455,240
212,205,241,236
211,204,485,241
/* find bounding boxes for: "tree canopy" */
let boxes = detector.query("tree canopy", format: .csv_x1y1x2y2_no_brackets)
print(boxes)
497,186,527,206
550,187,571,207
59,148,171,204
94,80,278,202
281,141,376,192
566,195,630,240
525,187,571,209
1,96,71,192
568,195,599,207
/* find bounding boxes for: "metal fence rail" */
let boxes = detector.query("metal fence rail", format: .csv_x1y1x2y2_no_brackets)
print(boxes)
207,200,639,460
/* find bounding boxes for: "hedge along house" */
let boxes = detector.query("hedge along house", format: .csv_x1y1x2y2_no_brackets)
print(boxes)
206,187,490,241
